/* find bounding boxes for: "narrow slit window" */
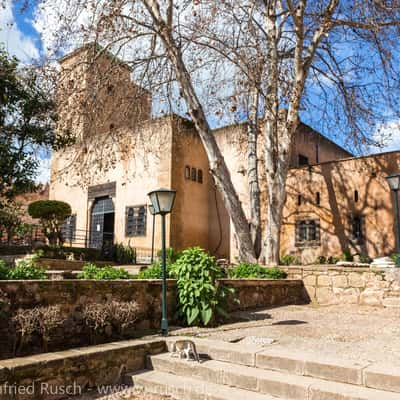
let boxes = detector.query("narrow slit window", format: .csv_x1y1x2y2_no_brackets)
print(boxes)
316,192,320,205
191,167,197,181
354,190,359,203
184,166,191,179
297,195,302,206
197,169,203,184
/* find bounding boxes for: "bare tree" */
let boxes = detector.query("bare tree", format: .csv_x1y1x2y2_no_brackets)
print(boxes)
27,0,400,264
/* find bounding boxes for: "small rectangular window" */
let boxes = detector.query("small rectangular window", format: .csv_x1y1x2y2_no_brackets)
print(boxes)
349,214,363,244
126,205,147,236
191,167,197,181
185,166,191,179
197,169,203,184
296,219,320,246
297,195,302,206
298,154,309,166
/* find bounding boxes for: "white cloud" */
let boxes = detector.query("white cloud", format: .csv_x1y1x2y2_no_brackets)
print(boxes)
369,121,400,154
0,0,39,62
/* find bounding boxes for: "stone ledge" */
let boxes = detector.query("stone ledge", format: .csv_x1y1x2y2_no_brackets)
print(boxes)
0,339,166,398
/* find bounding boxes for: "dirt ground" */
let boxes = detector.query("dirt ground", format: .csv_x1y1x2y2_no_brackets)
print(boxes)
171,304,400,366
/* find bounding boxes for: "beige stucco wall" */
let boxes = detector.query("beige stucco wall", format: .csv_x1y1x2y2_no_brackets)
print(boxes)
50,117,174,251
281,152,400,263
291,123,352,166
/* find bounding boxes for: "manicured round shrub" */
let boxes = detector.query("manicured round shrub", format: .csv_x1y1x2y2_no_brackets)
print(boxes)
28,200,71,245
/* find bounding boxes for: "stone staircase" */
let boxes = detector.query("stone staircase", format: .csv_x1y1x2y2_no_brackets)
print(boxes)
125,337,400,400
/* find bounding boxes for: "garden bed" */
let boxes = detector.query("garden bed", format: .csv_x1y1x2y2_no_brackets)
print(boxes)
0,278,305,359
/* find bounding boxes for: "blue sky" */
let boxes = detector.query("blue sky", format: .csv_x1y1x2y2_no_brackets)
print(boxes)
2,1,400,183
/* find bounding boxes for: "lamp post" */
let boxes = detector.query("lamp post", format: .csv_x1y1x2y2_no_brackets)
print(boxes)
148,204,156,264
386,174,400,266
147,188,176,336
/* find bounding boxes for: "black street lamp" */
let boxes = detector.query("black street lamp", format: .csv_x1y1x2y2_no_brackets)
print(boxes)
147,188,176,336
386,174,400,265
148,204,156,264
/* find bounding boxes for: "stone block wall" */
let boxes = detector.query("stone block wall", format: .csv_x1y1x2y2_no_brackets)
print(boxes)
221,279,307,310
0,279,305,359
282,266,400,307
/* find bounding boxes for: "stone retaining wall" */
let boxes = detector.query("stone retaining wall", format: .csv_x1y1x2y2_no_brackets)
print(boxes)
0,339,166,400
0,279,305,359
282,266,400,307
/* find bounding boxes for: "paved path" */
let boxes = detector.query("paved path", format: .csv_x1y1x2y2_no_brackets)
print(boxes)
170,304,400,366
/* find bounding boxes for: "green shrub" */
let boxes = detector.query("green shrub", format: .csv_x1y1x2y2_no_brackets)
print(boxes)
7,259,47,280
391,254,400,264
28,200,71,245
279,254,300,266
0,260,10,279
156,247,181,265
228,263,287,279
172,247,233,326
77,263,131,280
137,261,174,279
112,243,136,264
316,255,327,264
341,251,353,262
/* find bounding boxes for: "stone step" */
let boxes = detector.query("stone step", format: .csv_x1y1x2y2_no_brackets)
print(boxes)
165,337,400,392
146,353,400,400
128,370,277,400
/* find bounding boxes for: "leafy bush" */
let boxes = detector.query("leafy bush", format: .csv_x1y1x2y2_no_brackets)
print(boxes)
172,247,233,326
0,260,10,279
7,258,47,280
156,247,181,265
227,263,287,279
77,263,131,280
28,200,71,245
280,254,300,266
137,261,174,279
391,253,400,264
112,243,136,264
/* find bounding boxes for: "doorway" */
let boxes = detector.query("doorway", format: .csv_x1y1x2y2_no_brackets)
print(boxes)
89,197,115,249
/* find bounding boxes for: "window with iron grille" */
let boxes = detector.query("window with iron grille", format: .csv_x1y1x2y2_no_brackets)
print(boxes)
61,214,76,242
349,214,364,244
126,206,147,236
295,219,320,246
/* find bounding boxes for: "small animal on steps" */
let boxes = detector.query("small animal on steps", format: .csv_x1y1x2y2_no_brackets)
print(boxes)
170,340,201,362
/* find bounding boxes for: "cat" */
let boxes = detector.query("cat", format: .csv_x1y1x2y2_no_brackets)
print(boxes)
170,339,201,362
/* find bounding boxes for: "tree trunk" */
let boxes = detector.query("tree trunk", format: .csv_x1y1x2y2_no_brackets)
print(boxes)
246,88,261,258
143,0,257,262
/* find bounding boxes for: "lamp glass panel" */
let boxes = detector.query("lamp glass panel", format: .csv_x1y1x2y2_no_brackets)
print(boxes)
157,191,176,213
149,192,161,214
387,175,400,191
148,204,155,215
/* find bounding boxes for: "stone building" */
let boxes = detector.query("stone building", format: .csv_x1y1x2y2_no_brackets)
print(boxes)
50,45,400,263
